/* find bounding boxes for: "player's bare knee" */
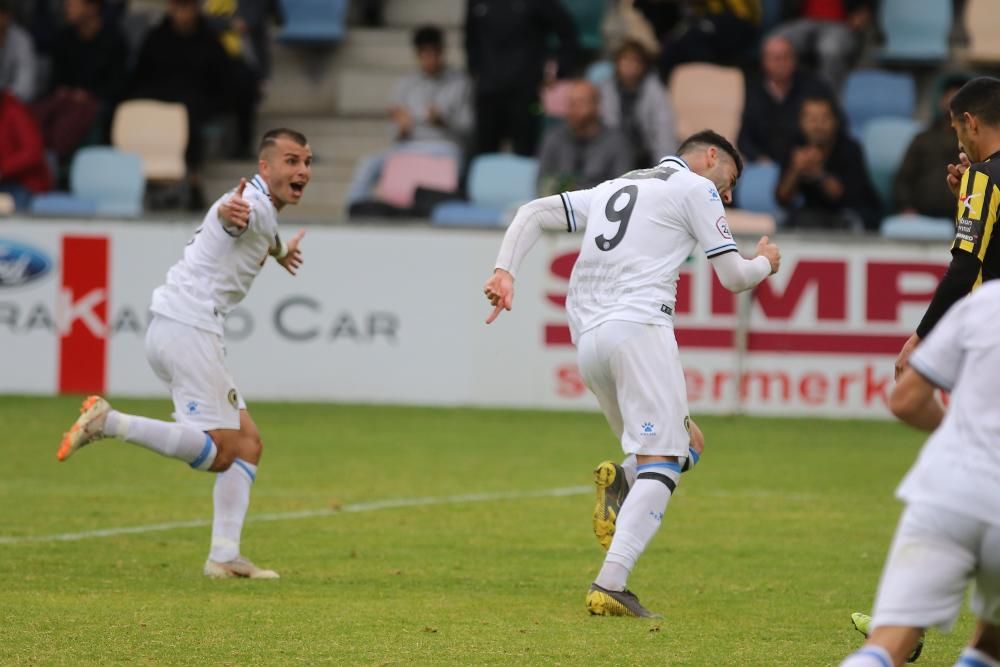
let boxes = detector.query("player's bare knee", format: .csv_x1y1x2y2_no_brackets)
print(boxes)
243,433,263,462
209,442,238,472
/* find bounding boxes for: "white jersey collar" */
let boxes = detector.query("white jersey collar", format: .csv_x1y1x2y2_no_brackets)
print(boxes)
248,174,277,210
657,155,690,171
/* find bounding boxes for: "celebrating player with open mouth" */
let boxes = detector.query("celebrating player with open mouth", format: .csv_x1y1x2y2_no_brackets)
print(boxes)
57,128,312,579
484,130,781,617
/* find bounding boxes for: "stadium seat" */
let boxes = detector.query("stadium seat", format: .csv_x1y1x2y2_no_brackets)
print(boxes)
861,117,922,209
842,70,916,137
373,152,458,209
278,0,348,44
669,64,743,144
29,192,98,217
963,0,1000,63
431,154,539,228
734,162,782,220
33,147,143,218
112,99,187,181
542,80,574,119
878,0,951,62
586,60,614,84
880,213,955,241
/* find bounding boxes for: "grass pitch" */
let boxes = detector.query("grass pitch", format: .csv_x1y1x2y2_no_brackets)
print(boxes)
0,396,977,665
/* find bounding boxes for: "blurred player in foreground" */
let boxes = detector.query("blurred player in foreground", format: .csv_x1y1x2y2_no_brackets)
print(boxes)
483,130,781,617
841,283,1000,667
57,128,311,579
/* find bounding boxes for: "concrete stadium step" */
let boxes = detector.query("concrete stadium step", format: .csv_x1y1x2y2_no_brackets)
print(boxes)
260,44,340,115
253,116,392,164
338,28,464,72
384,0,465,29
334,68,401,116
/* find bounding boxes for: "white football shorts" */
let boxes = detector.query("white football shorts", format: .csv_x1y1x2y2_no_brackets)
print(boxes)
576,320,690,457
871,502,1000,632
145,314,246,431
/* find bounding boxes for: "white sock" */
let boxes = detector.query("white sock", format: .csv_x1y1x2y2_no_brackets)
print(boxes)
840,646,893,667
209,459,257,562
620,454,637,487
956,647,1000,667
105,410,216,470
595,462,680,591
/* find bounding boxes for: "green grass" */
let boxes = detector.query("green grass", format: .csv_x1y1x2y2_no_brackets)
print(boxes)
0,396,977,665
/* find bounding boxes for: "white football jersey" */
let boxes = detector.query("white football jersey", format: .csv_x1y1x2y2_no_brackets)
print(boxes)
151,174,280,336
898,280,1000,526
562,156,737,341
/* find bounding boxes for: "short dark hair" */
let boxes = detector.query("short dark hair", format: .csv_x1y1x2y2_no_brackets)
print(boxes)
413,25,444,50
950,76,1000,126
258,128,308,154
677,130,743,177
614,39,651,66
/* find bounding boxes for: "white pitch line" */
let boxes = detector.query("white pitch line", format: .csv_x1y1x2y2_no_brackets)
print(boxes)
0,485,592,545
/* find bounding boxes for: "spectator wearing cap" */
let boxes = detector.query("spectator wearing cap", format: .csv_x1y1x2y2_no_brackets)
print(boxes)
598,39,676,169
537,80,633,196
0,0,37,101
738,34,835,164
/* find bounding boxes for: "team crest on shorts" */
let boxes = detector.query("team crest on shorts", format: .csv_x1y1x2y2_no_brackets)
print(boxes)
683,416,691,433
227,388,239,409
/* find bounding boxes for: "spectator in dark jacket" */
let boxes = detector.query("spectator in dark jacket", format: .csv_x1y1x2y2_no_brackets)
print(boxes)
465,0,579,156
893,75,971,219
129,0,231,206
738,34,835,164
0,90,51,209
659,0,761,79
32,0,128,162
537,80,633,196
776,95,881,230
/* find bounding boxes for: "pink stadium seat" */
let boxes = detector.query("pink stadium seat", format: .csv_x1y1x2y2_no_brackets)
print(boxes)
374,152,458,209
668,64,744,145
542,81,574,118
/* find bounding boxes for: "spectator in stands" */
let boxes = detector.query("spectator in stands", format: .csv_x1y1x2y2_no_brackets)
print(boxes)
0,0,37,101
129,0,231,208
738,34,835,164
772,0,875,92
31,0,128,167
346,25,471,213
658,0,761,79
598,39,676,169
776,95,881,230
537,80,632,196
0,90,51,209
893,75,972,219
465,0,579,157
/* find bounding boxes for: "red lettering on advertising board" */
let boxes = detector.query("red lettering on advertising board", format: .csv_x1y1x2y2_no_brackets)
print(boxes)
866,262,947,321
754,260,847,320
58,236,108,394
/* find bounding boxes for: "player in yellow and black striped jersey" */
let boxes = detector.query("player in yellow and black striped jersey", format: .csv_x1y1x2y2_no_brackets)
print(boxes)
896,77,1000,378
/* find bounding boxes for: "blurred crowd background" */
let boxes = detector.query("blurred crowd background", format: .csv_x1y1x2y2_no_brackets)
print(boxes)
0,0,987,239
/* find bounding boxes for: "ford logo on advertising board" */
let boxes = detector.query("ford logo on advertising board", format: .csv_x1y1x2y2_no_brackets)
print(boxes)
0,239,53,287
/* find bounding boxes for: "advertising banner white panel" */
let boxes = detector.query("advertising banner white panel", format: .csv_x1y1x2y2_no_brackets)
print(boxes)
0,220,950,418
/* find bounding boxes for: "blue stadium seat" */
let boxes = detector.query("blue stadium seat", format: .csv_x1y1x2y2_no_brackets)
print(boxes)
861,117,922,209
880,214,954,241
32,147,144,218
734,162,782,220
842,69,916,137
879,0,951,63
432,154,539,228
279,0,348,44
586,60,614,84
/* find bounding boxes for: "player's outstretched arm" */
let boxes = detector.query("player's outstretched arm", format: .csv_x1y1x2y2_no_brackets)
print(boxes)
218,178,251,230
272,229,305,276
484,194,588,324
708,235,780,293
890,367,945,432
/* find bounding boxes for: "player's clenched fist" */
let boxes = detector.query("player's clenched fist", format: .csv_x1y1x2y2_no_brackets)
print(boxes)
484,268,514,324
755,235,781,275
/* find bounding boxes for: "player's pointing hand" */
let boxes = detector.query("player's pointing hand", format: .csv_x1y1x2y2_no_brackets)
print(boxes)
946,152,971,198
484,268,514,324
219,177,251,230
755,235,781,275
278,228,306,276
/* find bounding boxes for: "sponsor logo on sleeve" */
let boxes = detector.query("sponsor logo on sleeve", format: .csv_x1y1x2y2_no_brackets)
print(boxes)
956,217,982,242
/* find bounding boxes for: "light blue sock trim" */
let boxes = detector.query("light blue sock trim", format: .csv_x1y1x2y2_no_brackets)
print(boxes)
233,458,256,483
189,435,215,470
636,461,682,474
688,448,700,465
855,647,892,667
958,654,995,667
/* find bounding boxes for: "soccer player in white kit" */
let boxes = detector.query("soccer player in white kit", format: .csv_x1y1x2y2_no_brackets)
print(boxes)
484,130,781,617
840,283,1000,667
57,128,312,579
